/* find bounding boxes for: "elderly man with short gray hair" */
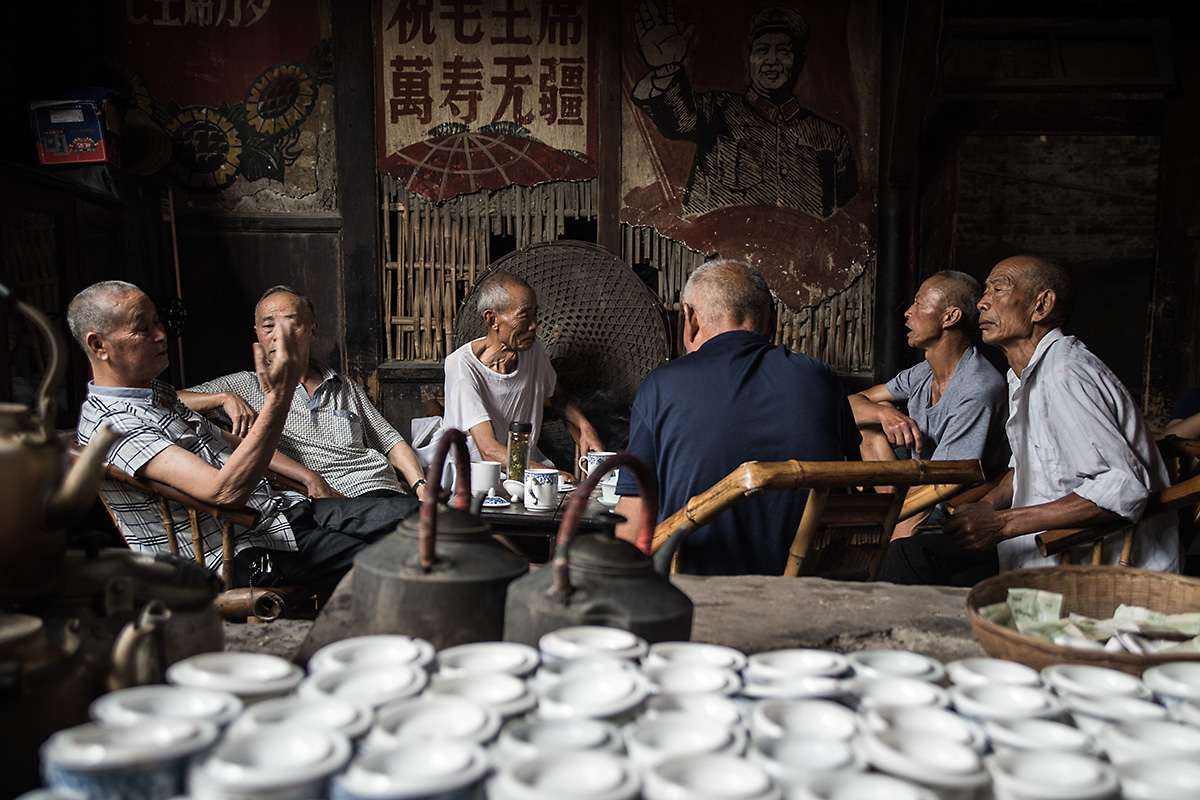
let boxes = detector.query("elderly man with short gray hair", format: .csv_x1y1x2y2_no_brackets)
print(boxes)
442,271,603,480
182,285,427,499
69,280,418,593
614,259,859,575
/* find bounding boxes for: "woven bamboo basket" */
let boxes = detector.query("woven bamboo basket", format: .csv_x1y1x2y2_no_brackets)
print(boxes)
966,565,1200,676
455,241,670,409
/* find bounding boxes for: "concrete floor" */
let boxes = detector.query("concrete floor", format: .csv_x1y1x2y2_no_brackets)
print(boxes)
225,571,986,665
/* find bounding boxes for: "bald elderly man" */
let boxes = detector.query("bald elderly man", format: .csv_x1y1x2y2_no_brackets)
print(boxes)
944,255,1179,572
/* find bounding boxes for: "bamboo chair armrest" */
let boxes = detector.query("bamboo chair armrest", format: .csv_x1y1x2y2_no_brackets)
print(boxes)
649,459,984,556
898,480,990,522
1157,435,1200,461
264,469,309,495
99,462,260,530
1035,472,1200,558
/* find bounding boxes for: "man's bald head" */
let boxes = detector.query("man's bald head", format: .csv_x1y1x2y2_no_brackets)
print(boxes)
681,259,775,337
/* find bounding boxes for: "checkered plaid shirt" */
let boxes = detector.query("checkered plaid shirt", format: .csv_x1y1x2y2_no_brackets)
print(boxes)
78,380,301,568
189,361,407,497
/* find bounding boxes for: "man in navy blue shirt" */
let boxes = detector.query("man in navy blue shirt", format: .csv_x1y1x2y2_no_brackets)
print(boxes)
614,259,859,574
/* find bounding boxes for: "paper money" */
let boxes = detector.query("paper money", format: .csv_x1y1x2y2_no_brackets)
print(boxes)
1066,613,1121,642
978,601,1014,627
980,591,1200,653
1019,618,1073,643
1008,588,1064,635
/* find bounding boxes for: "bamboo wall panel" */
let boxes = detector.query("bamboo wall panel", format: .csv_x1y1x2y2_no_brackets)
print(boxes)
381,176,597,362
381,176,873,374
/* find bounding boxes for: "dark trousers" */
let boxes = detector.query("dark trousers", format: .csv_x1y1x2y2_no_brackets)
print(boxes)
876,531,998,587
236,495,419,592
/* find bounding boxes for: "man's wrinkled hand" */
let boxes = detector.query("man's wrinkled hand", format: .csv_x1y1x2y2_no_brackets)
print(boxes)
578,431,606,458
877,405,923,453
943,500,1008,550
221,393,257,437
305,474,339,499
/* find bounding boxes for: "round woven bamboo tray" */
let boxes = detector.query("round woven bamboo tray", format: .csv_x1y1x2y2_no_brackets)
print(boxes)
966,565,1200,676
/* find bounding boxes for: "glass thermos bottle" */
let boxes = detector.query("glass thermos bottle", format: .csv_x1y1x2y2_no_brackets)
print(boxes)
507,421,532,483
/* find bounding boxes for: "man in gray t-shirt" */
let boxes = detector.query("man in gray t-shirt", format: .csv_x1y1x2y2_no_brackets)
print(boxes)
850,271,1008,582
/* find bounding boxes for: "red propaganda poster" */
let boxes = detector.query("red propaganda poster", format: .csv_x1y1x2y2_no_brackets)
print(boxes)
376,0,599,203
621,0,878,309
109,0,328,194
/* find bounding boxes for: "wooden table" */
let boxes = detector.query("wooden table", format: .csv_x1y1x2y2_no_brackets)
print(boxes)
479,489,620,562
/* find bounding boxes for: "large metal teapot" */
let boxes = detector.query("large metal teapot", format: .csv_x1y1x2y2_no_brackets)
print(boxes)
0,284,121,604
351,428,529,648
503,453,693,646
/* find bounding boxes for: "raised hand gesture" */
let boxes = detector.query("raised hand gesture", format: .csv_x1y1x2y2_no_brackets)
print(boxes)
635,0,695,71
253,316,305,401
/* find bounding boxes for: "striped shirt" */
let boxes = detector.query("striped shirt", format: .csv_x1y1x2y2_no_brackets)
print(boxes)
1002,328,1180,572
189,361,407,497
77,380,301,568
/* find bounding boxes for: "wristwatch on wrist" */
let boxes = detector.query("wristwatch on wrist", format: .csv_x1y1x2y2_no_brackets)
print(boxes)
412,479,427,490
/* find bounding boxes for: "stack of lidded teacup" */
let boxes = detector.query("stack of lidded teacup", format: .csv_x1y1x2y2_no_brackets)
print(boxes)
31,627,1200,800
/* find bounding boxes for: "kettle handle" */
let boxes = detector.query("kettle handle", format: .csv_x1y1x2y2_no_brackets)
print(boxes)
419,428,473,571
107,599,171,692
552,452,657,597
0,282,65,446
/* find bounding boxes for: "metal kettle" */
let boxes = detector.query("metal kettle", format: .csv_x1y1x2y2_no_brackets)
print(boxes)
0,283,122,603
503,453,693,646
351,428,529,649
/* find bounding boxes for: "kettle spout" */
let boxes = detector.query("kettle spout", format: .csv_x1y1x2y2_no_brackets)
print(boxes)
46,424,124,527
651,528,689,577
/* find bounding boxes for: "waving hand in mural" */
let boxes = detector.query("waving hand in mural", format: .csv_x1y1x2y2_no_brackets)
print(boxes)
635,0,695,79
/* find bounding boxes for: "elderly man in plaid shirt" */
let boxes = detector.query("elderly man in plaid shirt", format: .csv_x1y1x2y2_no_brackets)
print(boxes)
70,281,418,591
181,285,428,499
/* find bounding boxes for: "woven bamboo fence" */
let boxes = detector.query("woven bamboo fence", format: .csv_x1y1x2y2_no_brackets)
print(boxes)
380,176,874,374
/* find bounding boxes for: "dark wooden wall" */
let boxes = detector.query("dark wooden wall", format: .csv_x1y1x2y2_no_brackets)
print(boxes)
175,215,344,386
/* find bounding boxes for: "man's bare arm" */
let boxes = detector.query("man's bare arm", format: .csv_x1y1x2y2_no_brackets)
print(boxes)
219,429,338,499
387,440,432,500
547,382,605,456
140,324,305,507
943,470,1122,550
1164,412,1200,440
178,389,258,438
614,495,645,545
849,385,923,454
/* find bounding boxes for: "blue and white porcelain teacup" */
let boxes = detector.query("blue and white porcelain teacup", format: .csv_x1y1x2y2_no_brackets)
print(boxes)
523,468,558,512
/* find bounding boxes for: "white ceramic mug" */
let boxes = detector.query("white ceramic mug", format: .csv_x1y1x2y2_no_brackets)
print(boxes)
578,451,618,477
470,460,502,497
524,468,559,512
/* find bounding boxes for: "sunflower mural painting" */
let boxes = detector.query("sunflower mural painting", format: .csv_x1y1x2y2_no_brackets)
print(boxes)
111,0,331,199
160,55,326,192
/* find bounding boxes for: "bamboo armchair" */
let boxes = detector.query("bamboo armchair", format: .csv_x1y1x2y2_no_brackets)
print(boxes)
1035,436,1200,565
66,441,307,590
649,459,985,579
